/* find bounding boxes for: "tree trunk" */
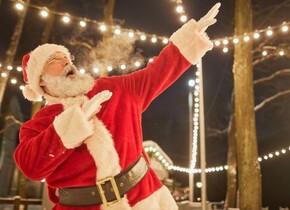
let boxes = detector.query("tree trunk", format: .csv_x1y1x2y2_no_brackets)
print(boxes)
223,115,237,210
233,0,262,209
104,0,116,26
0,0,30,105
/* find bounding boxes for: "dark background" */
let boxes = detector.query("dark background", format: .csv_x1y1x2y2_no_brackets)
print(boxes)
0,0,290,209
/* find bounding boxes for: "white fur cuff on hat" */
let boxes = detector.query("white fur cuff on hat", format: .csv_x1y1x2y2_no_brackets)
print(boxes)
22,85,43,101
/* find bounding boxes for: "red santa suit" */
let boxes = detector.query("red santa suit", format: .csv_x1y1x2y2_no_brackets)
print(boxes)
14,18,214,210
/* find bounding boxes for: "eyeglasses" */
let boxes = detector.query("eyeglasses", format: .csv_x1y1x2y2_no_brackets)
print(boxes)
46,54,75,65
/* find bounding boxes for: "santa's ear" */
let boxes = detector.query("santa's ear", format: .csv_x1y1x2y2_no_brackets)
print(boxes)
39,79,46,87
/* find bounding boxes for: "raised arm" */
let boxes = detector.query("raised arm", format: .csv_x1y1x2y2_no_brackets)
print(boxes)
122,3,221,110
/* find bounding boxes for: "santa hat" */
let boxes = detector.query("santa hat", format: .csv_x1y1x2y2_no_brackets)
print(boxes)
22,43,71,101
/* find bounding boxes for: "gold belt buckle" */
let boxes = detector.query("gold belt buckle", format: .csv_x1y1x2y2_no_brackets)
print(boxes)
96,176,121,208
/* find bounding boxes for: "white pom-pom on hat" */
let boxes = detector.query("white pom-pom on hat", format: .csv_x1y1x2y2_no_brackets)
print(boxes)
21,43,71,101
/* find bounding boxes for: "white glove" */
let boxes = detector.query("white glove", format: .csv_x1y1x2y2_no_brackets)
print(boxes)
82,90,112,119
196,3,221,33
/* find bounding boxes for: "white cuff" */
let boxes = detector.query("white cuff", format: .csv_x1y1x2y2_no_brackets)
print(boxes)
169,19,213,65
53,105,94,149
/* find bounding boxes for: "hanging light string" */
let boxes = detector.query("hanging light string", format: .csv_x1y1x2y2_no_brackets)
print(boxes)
13,1,290,50
186,70,201,174
174,0,188,23
144,144,290,174
0,57,155,97
212,21,289,53
13,0,172,45
1,43,288,90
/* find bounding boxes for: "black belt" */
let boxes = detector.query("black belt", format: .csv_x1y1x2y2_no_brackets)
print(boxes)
59,155,149,208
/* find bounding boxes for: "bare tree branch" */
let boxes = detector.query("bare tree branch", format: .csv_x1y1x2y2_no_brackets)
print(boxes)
254,69,290,85
255,89,290,112
206,127,227,138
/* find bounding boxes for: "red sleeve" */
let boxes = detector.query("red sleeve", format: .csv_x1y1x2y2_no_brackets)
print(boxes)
122,42,191,111
14,107,74,181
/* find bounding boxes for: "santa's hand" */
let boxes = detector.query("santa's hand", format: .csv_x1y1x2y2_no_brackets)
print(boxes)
82,90,112,119
196,3,221,33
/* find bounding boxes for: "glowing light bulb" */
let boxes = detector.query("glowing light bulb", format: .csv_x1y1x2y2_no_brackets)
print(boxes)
1,73,7,77
140,34,146,41
253,32,260,39
7,66,13,70
180,15,187,22
262,51,267,56
16,66,22,71
120,64,126,70
107,66,113,72
223,39,229,45
281,23,289,32
223,47,229,53
79,69,86,74
114,28,121,35
128,32,135,38
233,38,239,44
40,9,49,18
243,35,250,42
62,15,70,23
93,67,99,74
162,38,169,44
188,79,195,87
266,28,273,36
79,21,86,27
15,2,24,10
20,85,24,90
151,36,157,43
11,79,17,84
100,24,107,32
134,61,141,67
278,50,285,56
176,5,183,13
214,40,221,46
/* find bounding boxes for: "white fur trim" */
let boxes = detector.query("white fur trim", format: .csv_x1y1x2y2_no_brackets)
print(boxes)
85,118,130,209
22,84,42,101
25,44,71,101
53,105,93,149
132,186,178,210
169,19,213,65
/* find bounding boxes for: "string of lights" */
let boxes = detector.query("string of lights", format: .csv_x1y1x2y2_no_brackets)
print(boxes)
13,0,173,45
173,0,188,23
0,57,154,97
2,44,288,92
188,68,201,174
213,21,289,53
144,144,290,174
12,1,289,51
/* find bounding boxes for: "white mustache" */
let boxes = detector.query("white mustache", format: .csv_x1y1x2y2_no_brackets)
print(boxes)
62,64,78,77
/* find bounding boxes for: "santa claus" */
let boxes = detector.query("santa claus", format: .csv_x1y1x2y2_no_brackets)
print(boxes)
14,3,220,210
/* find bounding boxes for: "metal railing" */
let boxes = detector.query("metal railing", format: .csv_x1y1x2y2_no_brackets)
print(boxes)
0,196,42,210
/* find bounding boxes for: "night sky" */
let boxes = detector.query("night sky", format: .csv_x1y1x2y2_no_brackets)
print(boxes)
0,0,290,208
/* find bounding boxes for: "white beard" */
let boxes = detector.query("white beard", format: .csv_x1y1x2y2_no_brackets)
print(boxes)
42,65,95,98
